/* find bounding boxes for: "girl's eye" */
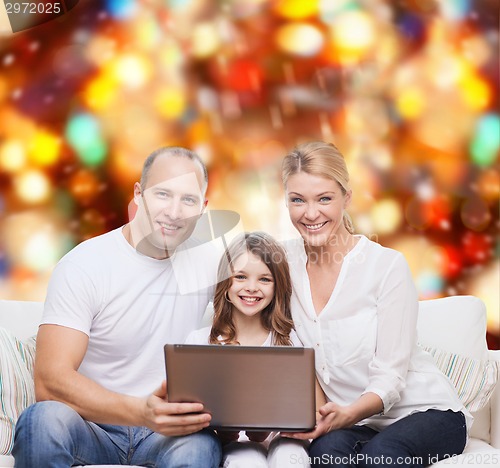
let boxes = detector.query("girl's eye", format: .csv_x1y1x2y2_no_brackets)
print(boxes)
260,277,273,283
234,274,246,280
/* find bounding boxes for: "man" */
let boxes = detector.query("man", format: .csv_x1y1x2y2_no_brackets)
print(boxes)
13,147,222,467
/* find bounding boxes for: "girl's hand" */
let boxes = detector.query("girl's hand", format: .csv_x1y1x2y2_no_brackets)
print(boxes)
246,431,270,442
282,402,355,440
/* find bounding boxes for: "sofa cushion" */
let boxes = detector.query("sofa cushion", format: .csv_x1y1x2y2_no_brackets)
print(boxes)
0,328,36,455
421,346,499,412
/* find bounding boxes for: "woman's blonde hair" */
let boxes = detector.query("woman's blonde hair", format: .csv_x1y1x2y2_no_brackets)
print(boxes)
282,141,354,234
210,232,294,346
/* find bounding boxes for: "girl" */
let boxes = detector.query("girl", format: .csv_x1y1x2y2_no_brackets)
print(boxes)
186,231,313,468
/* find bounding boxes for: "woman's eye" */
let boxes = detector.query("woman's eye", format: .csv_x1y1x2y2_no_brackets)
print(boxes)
319,197,331,202
290,198,304,203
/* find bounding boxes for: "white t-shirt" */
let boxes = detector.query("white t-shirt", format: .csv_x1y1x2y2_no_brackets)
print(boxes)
285,235,472,431
186,326,303,347
42,227,219,397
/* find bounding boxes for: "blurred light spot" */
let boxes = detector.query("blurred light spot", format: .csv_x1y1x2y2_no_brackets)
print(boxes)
66,114,107,167
84,74,118,111
3,211,72,273
470,113,499,168
416,270,444,299
462,231,493,264
319,0,358,22
191,22,221,58
14,170,51,204
395,87,425,119
155,87,187,119
460,197,491,231
110,54,152,89
0,141,26,173
29,130,61,167
69,169,100,205
477,169,500,201
460,73,491,110
85,36,117,66
370,199,402,234
468,261,500,332
327,11,376,64
274,0,319,19
276,23,324,57
106,0,137,19
439,0,470,21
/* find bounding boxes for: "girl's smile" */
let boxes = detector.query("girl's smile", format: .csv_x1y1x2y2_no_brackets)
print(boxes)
228,252,274,319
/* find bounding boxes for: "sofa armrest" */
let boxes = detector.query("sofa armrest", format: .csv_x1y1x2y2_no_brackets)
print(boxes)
489,350,500,449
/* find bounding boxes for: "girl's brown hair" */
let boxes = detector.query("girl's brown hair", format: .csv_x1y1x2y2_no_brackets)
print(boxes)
282,141,354,234
209,232,294,346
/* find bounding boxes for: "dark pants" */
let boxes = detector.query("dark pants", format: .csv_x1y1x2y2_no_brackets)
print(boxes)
309,410,467,467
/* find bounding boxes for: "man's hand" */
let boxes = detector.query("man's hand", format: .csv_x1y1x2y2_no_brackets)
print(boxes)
143,381,212,436
281,402,355,440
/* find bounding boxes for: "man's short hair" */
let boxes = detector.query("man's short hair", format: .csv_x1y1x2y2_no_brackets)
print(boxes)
140,147,208,195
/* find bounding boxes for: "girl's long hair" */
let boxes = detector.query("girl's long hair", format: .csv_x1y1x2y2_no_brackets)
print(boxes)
209,232,294,346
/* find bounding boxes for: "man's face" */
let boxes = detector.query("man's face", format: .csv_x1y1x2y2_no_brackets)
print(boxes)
133,155,207,257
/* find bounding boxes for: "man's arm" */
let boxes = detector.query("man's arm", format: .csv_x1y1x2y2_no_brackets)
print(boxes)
35,324,212,436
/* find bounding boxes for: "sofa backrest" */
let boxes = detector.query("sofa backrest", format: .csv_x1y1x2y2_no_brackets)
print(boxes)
0,301,43,341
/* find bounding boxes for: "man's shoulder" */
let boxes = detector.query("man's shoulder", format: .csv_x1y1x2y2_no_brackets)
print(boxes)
59,228,122,266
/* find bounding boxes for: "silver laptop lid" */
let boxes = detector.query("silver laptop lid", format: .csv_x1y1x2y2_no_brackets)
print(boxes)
164,344,316,432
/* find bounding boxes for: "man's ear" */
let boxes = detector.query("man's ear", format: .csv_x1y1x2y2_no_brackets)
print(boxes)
200,199,208,216
133,182,142,206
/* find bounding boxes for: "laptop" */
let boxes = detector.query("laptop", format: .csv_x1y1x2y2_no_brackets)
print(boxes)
164,344,316,431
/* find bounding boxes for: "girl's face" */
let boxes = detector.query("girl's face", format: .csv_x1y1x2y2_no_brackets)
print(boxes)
228,251,274,318
286,171,351,248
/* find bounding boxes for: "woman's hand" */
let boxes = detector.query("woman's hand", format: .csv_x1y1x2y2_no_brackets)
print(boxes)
282,402,356,440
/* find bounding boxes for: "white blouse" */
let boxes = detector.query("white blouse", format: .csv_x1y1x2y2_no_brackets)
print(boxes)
285,235,472,431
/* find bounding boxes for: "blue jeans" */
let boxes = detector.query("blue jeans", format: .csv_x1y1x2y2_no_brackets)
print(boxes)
13,401,222,468
309,410,466,467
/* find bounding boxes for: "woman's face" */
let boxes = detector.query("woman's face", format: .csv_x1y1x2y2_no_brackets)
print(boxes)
285,171,351,248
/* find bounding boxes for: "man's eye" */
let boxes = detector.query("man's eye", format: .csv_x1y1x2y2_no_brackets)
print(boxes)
183,197,197,205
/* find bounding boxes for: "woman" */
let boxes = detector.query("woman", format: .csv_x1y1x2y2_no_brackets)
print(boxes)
281,141,470,467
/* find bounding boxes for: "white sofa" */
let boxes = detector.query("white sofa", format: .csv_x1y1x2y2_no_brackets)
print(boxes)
0,296,499,467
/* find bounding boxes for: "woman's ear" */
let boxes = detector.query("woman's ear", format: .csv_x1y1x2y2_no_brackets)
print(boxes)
344,190,352,209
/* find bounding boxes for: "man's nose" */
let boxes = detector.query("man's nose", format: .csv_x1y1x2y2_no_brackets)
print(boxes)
164,198,183,220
